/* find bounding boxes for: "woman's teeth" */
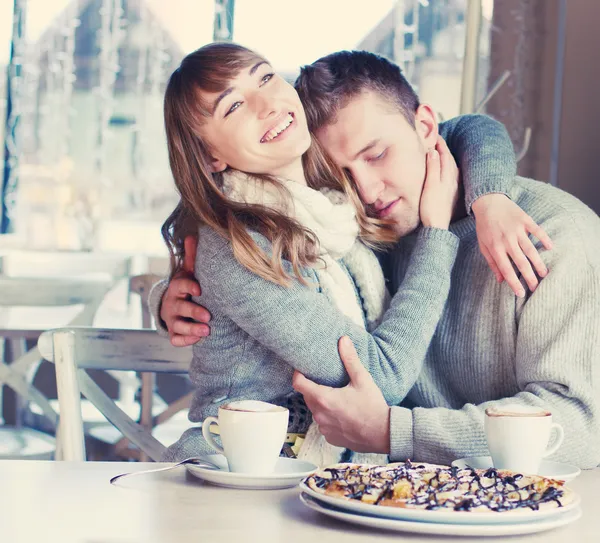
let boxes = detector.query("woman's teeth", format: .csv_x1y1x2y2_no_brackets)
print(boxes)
261,114,293,143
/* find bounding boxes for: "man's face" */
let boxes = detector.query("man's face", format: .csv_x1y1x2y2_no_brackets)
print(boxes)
315,90,437,236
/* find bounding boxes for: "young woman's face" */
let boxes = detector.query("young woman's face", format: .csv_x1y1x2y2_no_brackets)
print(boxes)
198,60,311,177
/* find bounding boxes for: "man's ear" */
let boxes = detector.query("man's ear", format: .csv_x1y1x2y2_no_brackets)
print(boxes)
210,157,228,173
414,104,439,150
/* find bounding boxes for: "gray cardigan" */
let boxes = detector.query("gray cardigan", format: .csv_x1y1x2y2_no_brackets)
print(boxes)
150,114,518,461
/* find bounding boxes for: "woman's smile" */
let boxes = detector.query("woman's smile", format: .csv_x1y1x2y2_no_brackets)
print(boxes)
261,112,296,143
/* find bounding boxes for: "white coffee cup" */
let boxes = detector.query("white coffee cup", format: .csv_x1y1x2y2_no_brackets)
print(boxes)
484,404,564,474
201,400,289,474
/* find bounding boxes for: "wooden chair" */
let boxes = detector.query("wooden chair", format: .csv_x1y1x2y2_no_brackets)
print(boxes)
0,251,139,442
0,277,111,459
120,274,194,461
0,250,151,440
37,327,192,461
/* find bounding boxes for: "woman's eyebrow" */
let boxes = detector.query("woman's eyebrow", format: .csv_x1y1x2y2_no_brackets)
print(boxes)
213,88,234,115
249,61,268,75
212,62,271,114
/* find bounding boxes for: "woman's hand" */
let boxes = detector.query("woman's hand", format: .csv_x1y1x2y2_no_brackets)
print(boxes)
472,195,553,297
420,137,460,230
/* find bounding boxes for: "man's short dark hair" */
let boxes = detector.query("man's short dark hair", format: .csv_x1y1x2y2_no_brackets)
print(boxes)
295,50,420,133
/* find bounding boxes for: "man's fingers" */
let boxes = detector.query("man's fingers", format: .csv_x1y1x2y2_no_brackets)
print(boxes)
182,236,198,273
172,298,211,323
526,221,553,251
519,235,548,279
170,319,210,338
292,370,326,400
170,334,203,347
171,277,201,298
338,336,369,386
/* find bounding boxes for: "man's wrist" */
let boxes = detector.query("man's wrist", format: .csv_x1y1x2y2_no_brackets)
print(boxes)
389,406,414,461
371,406,391,454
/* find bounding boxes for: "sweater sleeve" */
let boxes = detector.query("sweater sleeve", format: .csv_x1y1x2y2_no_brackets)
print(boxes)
197,227,459,406
389,220,600,469
148,278,169,336
439,114,517,214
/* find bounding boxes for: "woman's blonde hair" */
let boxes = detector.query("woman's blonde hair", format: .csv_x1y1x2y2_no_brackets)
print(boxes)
162,42,397,286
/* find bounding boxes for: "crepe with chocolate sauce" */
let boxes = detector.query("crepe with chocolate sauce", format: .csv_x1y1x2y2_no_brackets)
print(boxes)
303,460,575,513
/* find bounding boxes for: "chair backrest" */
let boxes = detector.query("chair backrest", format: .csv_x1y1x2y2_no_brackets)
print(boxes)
0,277,114,428
38,327,192,461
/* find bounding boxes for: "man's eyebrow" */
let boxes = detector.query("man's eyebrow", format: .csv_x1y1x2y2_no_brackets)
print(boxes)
353,139,380,160
212,62,270,115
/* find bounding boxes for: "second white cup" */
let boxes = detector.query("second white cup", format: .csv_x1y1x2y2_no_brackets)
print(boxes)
201,400,289,474
484,404,564,474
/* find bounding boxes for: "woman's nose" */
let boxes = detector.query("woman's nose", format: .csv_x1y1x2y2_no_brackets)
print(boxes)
253,92,277,120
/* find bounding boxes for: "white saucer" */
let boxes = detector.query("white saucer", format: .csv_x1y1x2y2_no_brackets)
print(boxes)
451,456,581,482
300,493,582,537
186,454,317,490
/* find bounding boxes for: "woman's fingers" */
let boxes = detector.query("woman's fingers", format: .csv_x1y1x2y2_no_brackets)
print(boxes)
480,243,504,283
491,247,525,297
507,239,539,292
519,234,549,279
526,220,553,251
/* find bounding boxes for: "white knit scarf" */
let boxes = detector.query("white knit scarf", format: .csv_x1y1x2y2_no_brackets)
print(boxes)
222,170,390,466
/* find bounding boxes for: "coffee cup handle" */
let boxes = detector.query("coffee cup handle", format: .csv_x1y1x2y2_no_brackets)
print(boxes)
202,417,224,454
543,423,564,458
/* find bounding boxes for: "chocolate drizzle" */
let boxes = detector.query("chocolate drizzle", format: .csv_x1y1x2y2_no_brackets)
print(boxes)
306,460,566,513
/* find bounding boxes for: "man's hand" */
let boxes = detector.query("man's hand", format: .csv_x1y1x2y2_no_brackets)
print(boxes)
292,336,391,454
472,194,553,297
160,236,211,347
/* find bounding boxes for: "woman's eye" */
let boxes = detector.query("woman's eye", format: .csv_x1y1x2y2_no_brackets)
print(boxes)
261,73,274,85
225,101,242,116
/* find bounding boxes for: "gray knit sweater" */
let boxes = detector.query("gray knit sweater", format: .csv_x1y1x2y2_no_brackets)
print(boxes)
149,114,519,461
388,178,600,469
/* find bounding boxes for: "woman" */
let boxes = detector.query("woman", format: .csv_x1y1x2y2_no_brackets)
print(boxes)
160,43,544,464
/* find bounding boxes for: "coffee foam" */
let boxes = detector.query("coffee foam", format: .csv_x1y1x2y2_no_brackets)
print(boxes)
222,400,287,413
486,404,551,418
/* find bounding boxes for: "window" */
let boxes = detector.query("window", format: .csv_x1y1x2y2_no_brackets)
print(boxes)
1,0,492,251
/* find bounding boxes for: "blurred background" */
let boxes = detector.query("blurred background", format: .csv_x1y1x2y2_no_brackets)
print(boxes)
1,0,599,254
1,0,599,462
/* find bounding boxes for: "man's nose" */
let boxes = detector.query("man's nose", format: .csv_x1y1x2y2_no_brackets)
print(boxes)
355,173,384,205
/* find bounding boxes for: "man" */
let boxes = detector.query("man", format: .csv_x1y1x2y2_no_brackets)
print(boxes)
151,51,600,468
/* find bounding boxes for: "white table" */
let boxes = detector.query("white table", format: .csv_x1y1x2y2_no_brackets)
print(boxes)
0,461,598,543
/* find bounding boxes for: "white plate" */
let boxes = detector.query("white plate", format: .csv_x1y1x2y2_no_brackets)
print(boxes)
186,454,317,489
299,482,580,525
300,493,583,537
451,456,582,482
